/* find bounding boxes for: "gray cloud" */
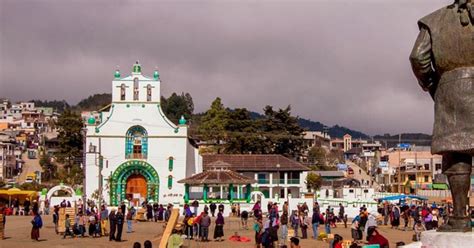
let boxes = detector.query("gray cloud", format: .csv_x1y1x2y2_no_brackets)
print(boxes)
0,0,453,135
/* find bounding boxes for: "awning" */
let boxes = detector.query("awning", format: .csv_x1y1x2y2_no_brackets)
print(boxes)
432,183,449,190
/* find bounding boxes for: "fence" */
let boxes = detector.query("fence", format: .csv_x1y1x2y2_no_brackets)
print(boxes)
416,189,451,198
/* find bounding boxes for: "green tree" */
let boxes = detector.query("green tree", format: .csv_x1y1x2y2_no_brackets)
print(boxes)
261,105,305,157
39,153,57,181
224,108,265,154
308,147,327,167
161,92,194,123
198,97,229,153
306,173,322,192
56,109,84,170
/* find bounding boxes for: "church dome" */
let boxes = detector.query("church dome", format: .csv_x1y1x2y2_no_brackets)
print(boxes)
87,116,96,125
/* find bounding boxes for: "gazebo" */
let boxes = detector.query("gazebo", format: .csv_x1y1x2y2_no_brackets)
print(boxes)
178,161,256,203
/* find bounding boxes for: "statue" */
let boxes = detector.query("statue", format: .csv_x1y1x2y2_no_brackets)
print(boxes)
410,0,474,232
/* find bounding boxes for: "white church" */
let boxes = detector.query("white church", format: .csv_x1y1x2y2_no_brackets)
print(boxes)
84,62,202,206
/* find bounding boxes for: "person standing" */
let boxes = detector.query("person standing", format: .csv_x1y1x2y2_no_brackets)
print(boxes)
100,205,109,236
120,202,126,216
338,203,345,221
311,209,320,239
241,210,249,229
218,203,224,214
53,206,59,234
290,211,299,237
199,211,211,242
30,210,42,241
24,199,31,215
209,202,217,217
391,205,401,229
192,199,199,215
214,211,225,241
115,208,124,241
108,209,117,241
300,212,309,239
280,211,289,245
126,206,135,233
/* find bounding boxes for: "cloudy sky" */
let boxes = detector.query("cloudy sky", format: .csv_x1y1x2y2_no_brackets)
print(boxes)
0,0,452,135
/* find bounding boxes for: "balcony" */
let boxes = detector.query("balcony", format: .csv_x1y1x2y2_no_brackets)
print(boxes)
272,179,285,185
257,178,270,184
287,179,300,184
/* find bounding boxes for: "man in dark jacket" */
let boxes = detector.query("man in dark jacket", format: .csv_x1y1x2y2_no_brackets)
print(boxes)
108,209,117,241
115,209,124,242
209,202,217,217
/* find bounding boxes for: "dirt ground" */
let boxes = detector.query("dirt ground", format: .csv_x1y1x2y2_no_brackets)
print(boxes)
0,215,414,248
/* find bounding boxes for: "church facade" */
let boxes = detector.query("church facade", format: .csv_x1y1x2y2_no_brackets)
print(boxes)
84,62,202,206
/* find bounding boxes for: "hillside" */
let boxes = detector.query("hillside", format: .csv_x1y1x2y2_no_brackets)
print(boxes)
33,93,431,143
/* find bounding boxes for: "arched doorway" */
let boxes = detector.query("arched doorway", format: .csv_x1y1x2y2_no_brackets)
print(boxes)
110,160,159,206
126,174,147,206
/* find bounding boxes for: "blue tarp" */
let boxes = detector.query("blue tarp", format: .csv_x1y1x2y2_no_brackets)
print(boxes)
377,194,428,201
336,163,348,171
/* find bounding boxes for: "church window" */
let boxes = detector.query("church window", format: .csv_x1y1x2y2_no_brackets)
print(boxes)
168,157,174,171
125,125,148,159
133,78,139,100
168,175,173,189
120,84,126,100
147,84,152,101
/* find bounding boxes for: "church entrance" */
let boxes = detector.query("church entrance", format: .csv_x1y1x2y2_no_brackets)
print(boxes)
110,160,159,206
126,174,147,206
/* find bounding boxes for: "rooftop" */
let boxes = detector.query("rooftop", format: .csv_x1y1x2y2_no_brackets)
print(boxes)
178,161,256,185
202,154,310,172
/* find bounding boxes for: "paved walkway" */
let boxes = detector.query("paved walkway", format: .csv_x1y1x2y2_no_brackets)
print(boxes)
1,214,414,248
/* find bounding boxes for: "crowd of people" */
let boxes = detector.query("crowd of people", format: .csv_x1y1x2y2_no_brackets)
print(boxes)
1,196,454,247
380,201,451,241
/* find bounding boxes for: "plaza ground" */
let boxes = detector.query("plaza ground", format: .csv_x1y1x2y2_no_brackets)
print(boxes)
1,215,414,248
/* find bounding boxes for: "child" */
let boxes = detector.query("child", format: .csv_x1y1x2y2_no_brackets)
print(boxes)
324,213,331,234
343,214,348,228
63,214,75,238
414,221,426,241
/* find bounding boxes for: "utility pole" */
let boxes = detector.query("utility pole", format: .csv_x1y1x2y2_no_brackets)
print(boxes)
398,133,401,193
82,127,87,205
98,137,103,208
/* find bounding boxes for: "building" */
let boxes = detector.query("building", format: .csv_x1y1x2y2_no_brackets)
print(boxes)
380,147,442,193
202,154,310,199
84,62,202,206
331,134,368,152
302,131,331,149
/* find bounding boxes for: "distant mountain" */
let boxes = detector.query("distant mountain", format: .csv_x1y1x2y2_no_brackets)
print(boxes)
75,93,112,111
248,111,369,139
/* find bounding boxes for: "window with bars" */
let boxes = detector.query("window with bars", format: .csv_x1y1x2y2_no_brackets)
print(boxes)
168,175,173,189
168,157,174,171
125,125,148,159
133,78,139,100
120,84,126,100
147,84,152,101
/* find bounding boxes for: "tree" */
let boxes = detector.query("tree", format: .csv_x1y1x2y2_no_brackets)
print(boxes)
161,92,194,123
261,105,305,157
56,109,84,170
308,147,327,167
75,93,112,111
198,97,228,153
224,108,265,154
306,173,322,192
39,153,57,181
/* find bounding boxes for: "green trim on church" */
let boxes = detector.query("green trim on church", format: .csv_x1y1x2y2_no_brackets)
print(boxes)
109,160,159,206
